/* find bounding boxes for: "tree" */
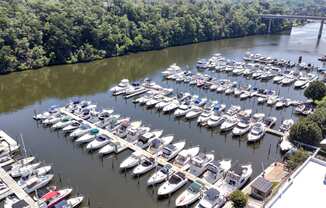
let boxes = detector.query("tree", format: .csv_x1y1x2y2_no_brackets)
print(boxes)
304,81,326,101
286,148,309,170
230,190,248,208
288,118,323,146
307,107,326,135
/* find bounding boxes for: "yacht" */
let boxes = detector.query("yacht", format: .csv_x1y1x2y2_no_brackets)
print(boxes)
162,64,182,77
110,79,130,93
10,162,41,178
174,104,192,117
267,96,278,106
120,151,143,169
220,116,239,132
136,130,163,149
86,134,112,150
207,114,226,128
173,146,200,170
18,174,54,194
175,181,204,207
232,117,251,136
132,157,156,176
195,188,226,208
9,157,35,170
247,123,265,142
202,159,231,184
188,153,214,177
146,135,174,155
33,106,58,120
157,172,188,196
159,141,186,161
125,126,151,144
147,164,174,186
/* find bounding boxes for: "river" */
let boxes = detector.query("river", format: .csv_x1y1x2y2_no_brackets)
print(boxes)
0,23,325,207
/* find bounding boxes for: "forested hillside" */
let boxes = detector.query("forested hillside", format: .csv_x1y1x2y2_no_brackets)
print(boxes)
0,0,305,73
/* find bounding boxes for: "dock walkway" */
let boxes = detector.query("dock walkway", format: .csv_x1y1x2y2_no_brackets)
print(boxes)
60,109,214,189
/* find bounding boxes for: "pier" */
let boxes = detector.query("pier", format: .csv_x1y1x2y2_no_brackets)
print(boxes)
60,109,214,189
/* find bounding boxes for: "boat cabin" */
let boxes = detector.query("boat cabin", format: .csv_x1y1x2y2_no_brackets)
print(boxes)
250,176,272,200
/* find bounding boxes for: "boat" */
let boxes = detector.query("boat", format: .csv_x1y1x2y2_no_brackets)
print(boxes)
318,55,326,62
110,79,130,93
207,114,226,128
62,121,81,132
10,162,41,177
132,157,156,176
136,130,163,149
34,165,52,176
125,126,151,144
281,76,296,85
9,156,35,170
98,140,127,155
86,134,112,150
19,174,54,193
159,141,186,161
247,123,265,142
162,64,182,77
202,160,232,184
217,164,252,196
239,91,250,99
174,104,192,117
51,117,73,129
120,151,143,169
69,123,92,138
0,156,15,167
195,188,226,208
155,97,175,110
162,100,180,113
147,164,174,186
36,188,72,208
173,146,200,170
175,180,204,207
263,117,277,128
232,117,251,136
220,116,239,132
43,113,63,125
279,119,294,132
157,172,188,196
75,128,99,144
188,152,214,176
185,106,203,119
33,106,58,120
257,97,267,104
53,196,84,208
267,96,278,106
146,135,174,155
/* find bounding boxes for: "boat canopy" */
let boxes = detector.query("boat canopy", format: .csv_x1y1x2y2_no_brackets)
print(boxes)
90,128,99,135
206,188,220,200
41,191,59,201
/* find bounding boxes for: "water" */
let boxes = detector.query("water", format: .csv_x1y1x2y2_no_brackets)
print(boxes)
0,23,325,207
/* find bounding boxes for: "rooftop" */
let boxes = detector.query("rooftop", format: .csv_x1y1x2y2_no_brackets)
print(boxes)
266,157,326,208
251,177,272,194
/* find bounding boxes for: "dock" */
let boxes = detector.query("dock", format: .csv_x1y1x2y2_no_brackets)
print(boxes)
124,89,149,99
60,109,214,189
266,128,284,137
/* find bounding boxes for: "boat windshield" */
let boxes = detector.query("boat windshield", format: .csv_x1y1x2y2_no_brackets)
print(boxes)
169,175,181,184
175,155,187,164
189,182,201,193
142,159,153,167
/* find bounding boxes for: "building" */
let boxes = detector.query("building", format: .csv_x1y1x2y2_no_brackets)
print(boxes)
250,176,273,200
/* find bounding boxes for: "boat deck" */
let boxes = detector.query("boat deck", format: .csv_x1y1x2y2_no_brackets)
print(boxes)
60,109,214,189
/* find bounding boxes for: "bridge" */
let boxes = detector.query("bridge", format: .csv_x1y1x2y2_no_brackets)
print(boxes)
261,14,325,39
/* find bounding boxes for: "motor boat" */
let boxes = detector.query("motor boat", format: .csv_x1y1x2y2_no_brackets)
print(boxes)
110,79,130,93
207,114,225,128
174,104,192,117
136,130,163,149
33,106,58,120
226,105,241,116
132,157,156,176
9,156,35,170
162,100,180,113
159,141,186,161
257,97,267,104
239,91,250,99
10,162,41,177
202,160,232,184
54,196,84,208
217,164,252,196
175,180,204,207
267,96,278,106
155,97,175,110
62,121,81,132
147,164,174,186
188,153,214,177
36,188,72,208
195,188,226,208
279,119,294,132
220,116,239,132
232,117,251,136
157,172,188,196
86,134,112,150
98,140,127,155
173,146,200,170
18,174,54,194
125,126,151,144
185,106,203,119
281,76,296,85
120,151,143,169
34,165,52,176
162,64,182,77
43,113,63,125
0,156,15,167
51,117,74,129
146,135,174,155
69,123,92,138
75,128,99,144
247,123,265,142
263,117,277,128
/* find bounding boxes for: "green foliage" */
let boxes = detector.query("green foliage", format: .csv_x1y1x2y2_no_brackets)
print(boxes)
304,81,326,101
286,148,309,170
288,118,323,146
307,107,326,135
230,190,248,208
0,0,319,73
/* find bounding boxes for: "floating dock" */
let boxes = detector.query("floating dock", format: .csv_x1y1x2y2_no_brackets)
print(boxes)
124,89,149,99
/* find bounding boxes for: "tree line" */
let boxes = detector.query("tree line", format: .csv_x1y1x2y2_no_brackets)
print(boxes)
0,0,293,73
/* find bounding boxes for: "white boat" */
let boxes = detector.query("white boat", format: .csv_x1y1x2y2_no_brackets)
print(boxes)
155,97,175,110
159,141,186,161
207,114,225,128
279,134,293,152
257,97,267,104
120,151,143,169
294,77,309,88
146,135,174,155
125,126,151,144
240,91,250,99
43,114,63,125
110,79,130,92
188,153,214,177
10,162,41,177
98,140,127,155
195,188,226,208
9,156,35,170
197,110,213,125
157,172,188,196
232,117,251,136
136,130,163,149
273,75,284,83
75,128,99,144
19,174,54,193
279,119,294,132
281,76,296,85
132,157,156,176
174,104,192,117
220,116,239,132
173,146,200,170
33,106,58,120
175,180,204,207
36,188,73,208
202,160,232,184
267,96,278,106
34,165,52,176
69,123,92,138
51,117,73,129
162,64,182,77
62,121,81,132
86,134,112,150
162,100,180,113
217,164,252,195
185,106,203,119
247,123,265,142
147,164,174,186
0,156,15,167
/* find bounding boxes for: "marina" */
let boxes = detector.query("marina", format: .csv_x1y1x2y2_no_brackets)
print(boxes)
0,22,325,207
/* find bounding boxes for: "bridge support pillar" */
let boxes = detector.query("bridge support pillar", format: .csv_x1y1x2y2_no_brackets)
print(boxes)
268,19,272,34
318,20,324,40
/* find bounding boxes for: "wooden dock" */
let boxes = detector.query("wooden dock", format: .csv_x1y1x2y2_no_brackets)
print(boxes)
266,128,284,137
60,109,214,189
